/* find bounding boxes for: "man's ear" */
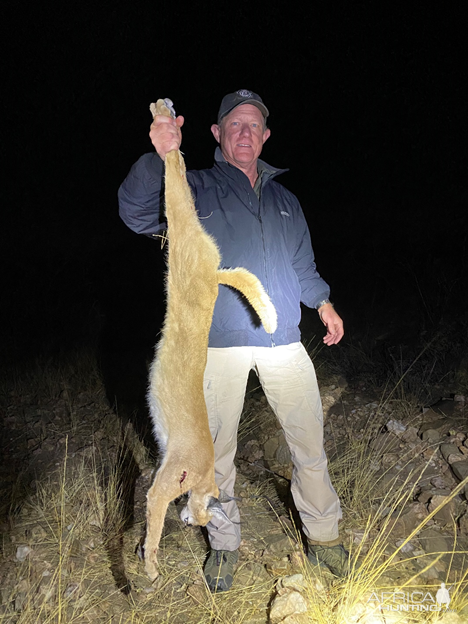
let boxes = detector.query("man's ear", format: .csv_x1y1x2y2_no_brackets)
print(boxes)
263,128,271,145
211,124,221,143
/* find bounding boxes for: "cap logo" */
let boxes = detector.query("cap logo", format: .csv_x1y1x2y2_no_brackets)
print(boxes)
237,89,253,98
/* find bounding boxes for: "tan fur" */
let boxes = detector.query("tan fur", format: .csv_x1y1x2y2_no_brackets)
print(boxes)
144,99,277,580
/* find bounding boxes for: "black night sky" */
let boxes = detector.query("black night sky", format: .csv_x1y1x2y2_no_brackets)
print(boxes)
3,2,467,380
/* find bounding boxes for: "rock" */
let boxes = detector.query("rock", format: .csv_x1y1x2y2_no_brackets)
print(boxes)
277,574,308,594
242,440,263,462
345,600,386,624
79,445,97,458
236,561,271,586
448,454,465,464
264,436,279,460
63,583,80,599
416,461,443,484
458,511,468,534
401,426,419,444
418,527,449,553
417,489,433,504
0,586,10,606
264,534,293,556
186,583,206,604
270,589,308,624
278,515,295,534
239,538,260,558
451,461,468,481
386,420,406,436
276,441,292,465
14,579,29,611
418,564,442,580
385,503,428,537
417,528,449,576
428,495,455,526
266,560,290,577
369,433,400,453
395,539,414,553
88,516,102,528
14,592,27,611
281,615,311,624
15,545,32,562
321,388,344,417
450,461,468,497
289,551,309,570
440,443,462,462
381,453,399,467
431,476,450,488
352,530,367,545
421,429,441,443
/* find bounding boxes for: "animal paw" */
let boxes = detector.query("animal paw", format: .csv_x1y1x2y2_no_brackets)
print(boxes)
143,542,159,581
145,558,159,582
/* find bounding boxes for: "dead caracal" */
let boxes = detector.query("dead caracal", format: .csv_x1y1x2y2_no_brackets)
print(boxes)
144,98,277,581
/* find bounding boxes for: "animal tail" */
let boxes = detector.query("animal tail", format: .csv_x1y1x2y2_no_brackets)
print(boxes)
217,268,277,334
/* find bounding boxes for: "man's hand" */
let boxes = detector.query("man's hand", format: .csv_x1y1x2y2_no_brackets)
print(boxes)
318,303,344,346
149,114,184,160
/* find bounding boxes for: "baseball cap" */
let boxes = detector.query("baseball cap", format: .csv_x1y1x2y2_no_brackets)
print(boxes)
217,89,269,124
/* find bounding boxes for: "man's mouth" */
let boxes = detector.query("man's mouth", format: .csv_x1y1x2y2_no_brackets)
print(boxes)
237,143,251,147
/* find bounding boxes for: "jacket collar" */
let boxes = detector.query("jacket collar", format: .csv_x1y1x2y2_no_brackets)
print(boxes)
213,147,288,188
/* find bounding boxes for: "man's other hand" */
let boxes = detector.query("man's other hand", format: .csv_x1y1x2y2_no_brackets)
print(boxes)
318,303,344,346
149,115,184,160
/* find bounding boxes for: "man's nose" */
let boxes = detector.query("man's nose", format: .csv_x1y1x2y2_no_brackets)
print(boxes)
240,123,251,136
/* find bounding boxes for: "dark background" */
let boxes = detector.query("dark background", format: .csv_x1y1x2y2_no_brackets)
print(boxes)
2,2,467,400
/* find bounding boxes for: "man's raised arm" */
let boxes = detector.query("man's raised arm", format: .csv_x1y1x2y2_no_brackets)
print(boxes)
118,115,184,237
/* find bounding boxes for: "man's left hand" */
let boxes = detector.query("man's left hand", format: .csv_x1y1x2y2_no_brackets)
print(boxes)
318,303,344,346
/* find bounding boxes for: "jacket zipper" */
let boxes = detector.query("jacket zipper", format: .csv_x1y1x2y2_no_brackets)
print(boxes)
257,206,276,347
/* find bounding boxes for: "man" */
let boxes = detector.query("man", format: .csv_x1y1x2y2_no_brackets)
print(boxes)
118,90,349,591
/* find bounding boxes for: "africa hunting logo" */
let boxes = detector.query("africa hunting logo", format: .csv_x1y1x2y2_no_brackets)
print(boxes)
368,583,454,613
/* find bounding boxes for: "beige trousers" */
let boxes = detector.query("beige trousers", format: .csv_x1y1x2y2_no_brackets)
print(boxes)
203,342,342,551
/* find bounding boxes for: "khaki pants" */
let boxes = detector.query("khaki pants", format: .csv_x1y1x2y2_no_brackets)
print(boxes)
203,342,342,551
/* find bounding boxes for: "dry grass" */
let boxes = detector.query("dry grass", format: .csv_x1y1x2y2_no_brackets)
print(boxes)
1,350,468,623
3,431,467,623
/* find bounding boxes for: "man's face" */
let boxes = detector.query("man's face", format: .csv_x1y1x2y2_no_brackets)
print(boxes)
211,104,271,172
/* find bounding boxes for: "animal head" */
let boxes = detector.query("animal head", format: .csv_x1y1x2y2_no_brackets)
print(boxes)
180,493,232,527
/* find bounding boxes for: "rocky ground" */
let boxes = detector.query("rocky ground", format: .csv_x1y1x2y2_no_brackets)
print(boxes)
1,355,468,623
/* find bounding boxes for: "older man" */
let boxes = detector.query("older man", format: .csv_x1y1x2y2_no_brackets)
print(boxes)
119,90,349,591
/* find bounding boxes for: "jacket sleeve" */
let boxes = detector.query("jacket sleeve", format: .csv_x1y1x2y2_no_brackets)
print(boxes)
292,201,331,310
118,153,167,236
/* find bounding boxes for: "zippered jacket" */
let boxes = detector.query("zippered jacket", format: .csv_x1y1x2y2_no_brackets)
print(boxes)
118,148,330,348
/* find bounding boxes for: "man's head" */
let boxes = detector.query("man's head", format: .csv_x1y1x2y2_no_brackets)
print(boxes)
211,90,271,175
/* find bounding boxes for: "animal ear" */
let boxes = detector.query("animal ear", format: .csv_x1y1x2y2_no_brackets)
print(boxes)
218,489,241,503
206,496,232,523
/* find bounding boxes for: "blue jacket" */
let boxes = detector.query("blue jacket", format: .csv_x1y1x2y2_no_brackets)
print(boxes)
118,148,330,348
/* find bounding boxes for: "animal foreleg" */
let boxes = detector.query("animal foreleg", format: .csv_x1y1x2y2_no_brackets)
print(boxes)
144,472,179,581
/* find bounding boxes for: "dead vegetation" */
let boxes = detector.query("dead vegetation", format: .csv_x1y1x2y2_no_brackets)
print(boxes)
1,346,468,623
